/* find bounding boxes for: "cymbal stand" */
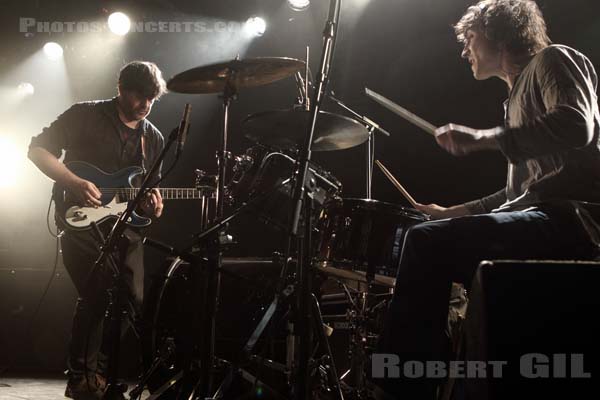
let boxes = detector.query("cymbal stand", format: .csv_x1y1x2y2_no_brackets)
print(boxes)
326,93,391,199
182,74,237,400
366,128,375,199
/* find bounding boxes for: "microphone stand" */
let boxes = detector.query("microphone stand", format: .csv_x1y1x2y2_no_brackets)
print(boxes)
287,0,344,398
92,115,185,400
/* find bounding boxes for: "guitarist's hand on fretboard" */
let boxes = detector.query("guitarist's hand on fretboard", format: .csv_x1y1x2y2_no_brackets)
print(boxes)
140,188,164,218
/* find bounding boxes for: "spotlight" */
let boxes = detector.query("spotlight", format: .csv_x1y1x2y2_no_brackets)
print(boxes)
245,16,267,37
108,12,131,36
17,82,35,96
288,0,310,11
43,42,63,60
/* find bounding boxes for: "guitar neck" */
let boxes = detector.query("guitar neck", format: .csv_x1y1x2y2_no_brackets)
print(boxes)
104,188,202,200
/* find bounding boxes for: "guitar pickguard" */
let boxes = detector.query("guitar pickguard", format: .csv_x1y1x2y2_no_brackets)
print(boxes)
64,199,130,229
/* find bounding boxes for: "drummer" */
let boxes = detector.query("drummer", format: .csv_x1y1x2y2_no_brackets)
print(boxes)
373,0,600,398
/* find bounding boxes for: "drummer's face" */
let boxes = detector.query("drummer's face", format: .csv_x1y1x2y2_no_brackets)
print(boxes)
461,29,501,80
118,89,156,122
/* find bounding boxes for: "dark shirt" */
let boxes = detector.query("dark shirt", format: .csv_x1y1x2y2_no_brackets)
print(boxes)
464,45,600,214
30,97,164,181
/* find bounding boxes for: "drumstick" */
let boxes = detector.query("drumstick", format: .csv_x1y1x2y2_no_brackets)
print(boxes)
374,160,419,209
365,88,438,136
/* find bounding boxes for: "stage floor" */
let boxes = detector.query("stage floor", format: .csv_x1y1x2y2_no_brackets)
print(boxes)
0,375,149,400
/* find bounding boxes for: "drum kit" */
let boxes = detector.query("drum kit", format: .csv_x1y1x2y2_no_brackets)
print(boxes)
128,52,431,400
112,5,443,389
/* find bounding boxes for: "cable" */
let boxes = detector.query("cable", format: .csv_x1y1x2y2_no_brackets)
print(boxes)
46,195,64,239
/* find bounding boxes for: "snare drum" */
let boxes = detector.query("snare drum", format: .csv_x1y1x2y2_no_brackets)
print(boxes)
315,198,429,286
228,146,341,229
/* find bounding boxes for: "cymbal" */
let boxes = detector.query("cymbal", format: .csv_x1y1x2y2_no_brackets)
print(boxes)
243,109,369,151
167,57,305,94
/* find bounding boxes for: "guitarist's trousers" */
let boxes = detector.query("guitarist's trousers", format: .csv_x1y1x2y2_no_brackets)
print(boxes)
61,226,144,380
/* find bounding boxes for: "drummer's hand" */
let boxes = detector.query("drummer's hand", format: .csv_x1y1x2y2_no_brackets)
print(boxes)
141,188,164,218
434,124,502,156
415,203,471,220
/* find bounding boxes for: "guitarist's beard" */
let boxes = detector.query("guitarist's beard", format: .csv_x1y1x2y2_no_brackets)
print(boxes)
117,93,151,124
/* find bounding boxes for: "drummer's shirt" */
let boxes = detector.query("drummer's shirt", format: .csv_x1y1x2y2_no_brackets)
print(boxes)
462,45,600,215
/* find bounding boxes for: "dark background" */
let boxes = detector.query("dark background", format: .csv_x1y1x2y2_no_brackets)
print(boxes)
0,0,598,372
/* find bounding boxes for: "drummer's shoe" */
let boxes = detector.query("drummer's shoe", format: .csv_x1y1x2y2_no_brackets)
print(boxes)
64,374,105,400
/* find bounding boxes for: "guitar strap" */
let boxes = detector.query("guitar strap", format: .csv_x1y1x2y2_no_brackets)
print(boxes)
140,133,147,176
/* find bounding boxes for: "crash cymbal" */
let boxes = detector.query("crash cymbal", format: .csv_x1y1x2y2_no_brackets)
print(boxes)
167,57,305,94
243,109,369,151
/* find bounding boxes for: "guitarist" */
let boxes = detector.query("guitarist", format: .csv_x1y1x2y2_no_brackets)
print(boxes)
28,61,166,400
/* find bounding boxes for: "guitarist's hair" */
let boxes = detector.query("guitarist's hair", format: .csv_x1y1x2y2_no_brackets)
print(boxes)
118,61,167,100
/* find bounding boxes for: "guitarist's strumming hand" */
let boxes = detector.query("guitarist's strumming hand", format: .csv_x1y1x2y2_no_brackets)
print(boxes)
67,177,102,208
141,188,164,218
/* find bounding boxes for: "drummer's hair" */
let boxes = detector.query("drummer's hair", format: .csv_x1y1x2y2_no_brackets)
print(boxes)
454,0,551,56
118,61,167,99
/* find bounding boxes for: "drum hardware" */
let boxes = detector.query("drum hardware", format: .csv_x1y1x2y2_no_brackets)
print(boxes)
227,146,342,230
165,56,306,400
240,1,346,398
194,169,217,231
326,92,391,199
130,254,285,400
293,46,310,111
319,281,393,399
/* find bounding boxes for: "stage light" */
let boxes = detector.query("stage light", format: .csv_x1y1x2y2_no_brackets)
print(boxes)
0,137,21,188
108,12,131,36
17,82,35,96
288,0,310,11
245,17,267,37
43,42,63,60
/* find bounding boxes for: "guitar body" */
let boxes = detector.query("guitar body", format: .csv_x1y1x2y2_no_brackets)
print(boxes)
54,161,152,231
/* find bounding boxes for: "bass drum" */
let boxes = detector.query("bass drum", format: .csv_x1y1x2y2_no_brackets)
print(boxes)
315,198,429,286
141,256,282,396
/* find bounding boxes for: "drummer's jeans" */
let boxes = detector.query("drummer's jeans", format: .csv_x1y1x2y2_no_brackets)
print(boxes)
61,228,144,381
373,205,597,399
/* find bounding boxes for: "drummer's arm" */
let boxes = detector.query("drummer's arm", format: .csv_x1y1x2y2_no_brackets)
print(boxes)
415,203,471,219
416,188,507,220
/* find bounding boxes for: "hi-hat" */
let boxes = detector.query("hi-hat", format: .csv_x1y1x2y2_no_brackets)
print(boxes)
243,109,369,152
167,57,305,94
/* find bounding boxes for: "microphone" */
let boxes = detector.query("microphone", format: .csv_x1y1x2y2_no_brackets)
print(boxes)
176,103,192,156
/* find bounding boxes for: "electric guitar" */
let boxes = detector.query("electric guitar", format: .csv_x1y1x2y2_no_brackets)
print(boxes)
53,161,207,231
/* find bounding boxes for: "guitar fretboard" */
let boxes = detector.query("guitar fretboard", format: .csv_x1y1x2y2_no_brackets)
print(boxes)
101,188,202,200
